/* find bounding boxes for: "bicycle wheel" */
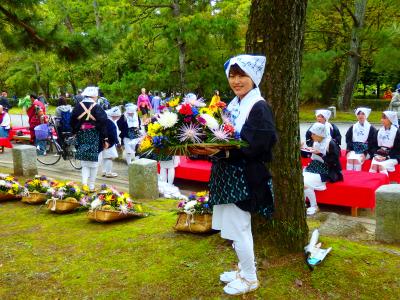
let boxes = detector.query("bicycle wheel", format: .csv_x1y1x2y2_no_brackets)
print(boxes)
37,139,62,165
69,145,82,170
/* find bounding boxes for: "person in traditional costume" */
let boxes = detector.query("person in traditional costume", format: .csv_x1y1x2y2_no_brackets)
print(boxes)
345,107,377,171
305,109,341,148
0,105,11,137
71,86,108,191
196,55,276,295
117,103,141,164
303,122,343,216
369,111,400,176
27,94,46,144
101,107,121,178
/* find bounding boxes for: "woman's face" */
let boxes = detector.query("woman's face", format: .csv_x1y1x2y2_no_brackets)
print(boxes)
381,114,391,128
316,114,326,124
357,112,366,123
228,73,254,99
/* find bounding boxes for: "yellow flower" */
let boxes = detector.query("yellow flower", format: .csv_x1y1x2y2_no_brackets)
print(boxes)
75,187,81,194
82,185,90,192
5,176,13,181
138,136,153,152
147,123,161,137
168,97,180,107
105,195,113,202
117,196,125,205
196,191,207,197
199,107,213,116
12,183,19,190
135,204,143,212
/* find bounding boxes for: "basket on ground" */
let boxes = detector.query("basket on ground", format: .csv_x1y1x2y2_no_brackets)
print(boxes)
22,192,48,204
87,209,147,223
47,197,80,213
174,212,212,233
0,193,22,202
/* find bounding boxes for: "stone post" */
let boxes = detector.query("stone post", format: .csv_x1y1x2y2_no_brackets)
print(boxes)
375,184,400,243
12,145,38,176
128,158,159,200
328,106,336,119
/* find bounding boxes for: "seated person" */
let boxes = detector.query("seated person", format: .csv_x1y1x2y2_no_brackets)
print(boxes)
305,109,341,149
345,107,377,171
302,122,343,215
369,111,400,176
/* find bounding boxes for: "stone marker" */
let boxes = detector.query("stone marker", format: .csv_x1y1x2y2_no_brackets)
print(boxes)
128,158,158,200
12,145,38,176
375,184,400,243
328,106,336,118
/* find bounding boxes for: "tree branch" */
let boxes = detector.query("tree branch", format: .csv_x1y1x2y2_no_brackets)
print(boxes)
341,1,359,26
131,2,173,9
0,4,47,46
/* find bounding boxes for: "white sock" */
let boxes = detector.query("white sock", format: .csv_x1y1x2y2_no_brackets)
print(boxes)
380,169,389,176
353,163,362,171
126,153,132,165
346,163,354,171
82,166,90,186
233,238,257,281
167,167,175,185
304,188,317,207
103,159,113,174
160,168,167,182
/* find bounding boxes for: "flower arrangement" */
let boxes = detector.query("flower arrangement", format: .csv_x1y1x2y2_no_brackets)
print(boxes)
138,94,245,157
24,175,53,194
177,191,211,215
90,184,144,214
0,174,28,197
47,181,84,201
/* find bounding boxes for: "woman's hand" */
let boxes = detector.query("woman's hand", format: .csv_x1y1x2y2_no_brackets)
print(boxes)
103,141,110,149
310,147,321,154
375,155,386,162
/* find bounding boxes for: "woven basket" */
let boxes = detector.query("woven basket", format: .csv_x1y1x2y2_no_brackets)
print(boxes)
87,209,147,223
47,197,80,213
174,212,212,233
0,193,21,202
22,192,48,204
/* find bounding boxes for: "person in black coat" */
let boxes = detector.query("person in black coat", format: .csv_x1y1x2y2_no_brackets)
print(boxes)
303,122,343,216
101,107,121,177
345,107,377,171
71,86,108,191
305,109,341,148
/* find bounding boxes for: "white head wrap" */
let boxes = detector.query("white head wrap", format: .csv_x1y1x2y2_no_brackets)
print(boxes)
309,122,327,138
355,107,371,118
106,107,122,117
315,109,331,121
224,55,266,86
125,103,137,113
81,86,99,97
383,111,399,127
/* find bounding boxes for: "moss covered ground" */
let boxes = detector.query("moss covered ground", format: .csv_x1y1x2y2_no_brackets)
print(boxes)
1,197,399,299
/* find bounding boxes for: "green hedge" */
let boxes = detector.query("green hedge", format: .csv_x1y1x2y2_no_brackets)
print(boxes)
351,99,391,111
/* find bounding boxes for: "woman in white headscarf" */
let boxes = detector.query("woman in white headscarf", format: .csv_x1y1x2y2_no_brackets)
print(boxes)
369,111,400,176
101,107,121,178
345,107,377,171
305,109,342,148
302,122,343,215
117,103,141,164
193,55,276,295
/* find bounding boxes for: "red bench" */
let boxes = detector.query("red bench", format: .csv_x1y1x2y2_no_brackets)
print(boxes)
175,156,212,182
315,170,389,217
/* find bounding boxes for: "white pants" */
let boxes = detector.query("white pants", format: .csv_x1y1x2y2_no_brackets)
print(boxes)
346,151,365,171
81,160,99,190
212,204,257,281
102,158,113,174
159,159,177,185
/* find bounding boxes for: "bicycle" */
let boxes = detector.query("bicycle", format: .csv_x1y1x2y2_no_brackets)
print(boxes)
36,116,82,170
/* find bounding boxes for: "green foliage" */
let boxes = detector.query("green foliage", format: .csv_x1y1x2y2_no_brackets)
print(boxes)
351,99,391,111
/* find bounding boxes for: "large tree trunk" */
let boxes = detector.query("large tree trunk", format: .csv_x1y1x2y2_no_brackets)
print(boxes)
337,0,367,110
246,0,309,252
172,1,186,93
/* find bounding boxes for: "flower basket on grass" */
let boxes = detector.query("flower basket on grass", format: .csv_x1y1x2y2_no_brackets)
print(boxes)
45,182,85,213
87,184,147,223
138,96,245,158
174,191,212,233
0,174,27,201
22,175,53,204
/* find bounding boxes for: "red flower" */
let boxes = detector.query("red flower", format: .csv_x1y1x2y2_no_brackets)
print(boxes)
216,101,227,108
179,103,193,116
223,124,235,135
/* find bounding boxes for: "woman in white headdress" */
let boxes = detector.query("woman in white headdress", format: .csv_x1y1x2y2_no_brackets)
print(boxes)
117,103,141,164
345,107,377,171
71,86,108,191
369,111,400,176
101,107,121,178
303,122,343,215
193,55,277,295
305,109,342,148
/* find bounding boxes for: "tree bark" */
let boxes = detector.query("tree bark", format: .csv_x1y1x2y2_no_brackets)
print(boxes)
93,1,101,29
246,0,309,252
337,0,368,110
172,0,186,93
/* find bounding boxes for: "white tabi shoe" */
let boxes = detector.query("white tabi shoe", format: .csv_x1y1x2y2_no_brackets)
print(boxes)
220,270,239,283
223,277,259,295
307,206,319,216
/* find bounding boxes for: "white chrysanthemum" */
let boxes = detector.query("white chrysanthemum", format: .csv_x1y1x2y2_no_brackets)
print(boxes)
0,180,6,186
211,127,230,142
200,114,219,130
177,123,204,143
91,198,102,209
157,111,178,128
184,200,197,212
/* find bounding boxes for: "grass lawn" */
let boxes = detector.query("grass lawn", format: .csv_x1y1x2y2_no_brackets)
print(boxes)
1,197,399,299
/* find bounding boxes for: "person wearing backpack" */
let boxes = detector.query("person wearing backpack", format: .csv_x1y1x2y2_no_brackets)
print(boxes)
55,96,73,147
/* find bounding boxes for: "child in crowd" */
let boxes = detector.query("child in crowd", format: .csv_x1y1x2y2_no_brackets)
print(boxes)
345,107,377,171
303,122,343,215
369,111,400,176
101,107,121,178
117,103,141,164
